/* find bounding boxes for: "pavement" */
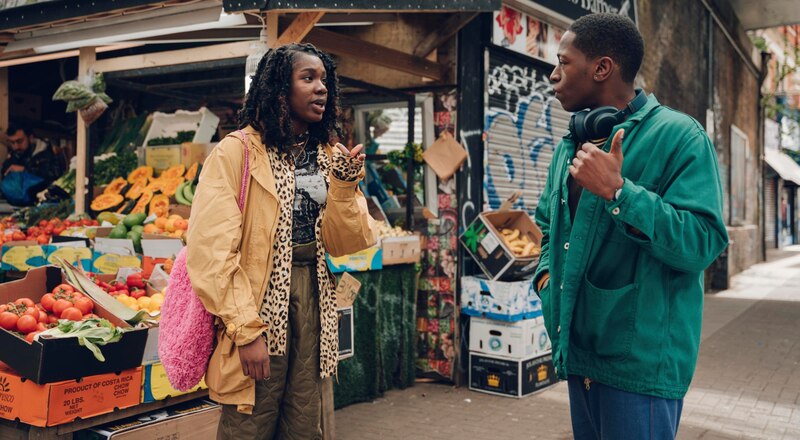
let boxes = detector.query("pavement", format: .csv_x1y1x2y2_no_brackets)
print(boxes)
334,246,800,439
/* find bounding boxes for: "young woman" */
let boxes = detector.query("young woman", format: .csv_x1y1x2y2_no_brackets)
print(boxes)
186,43,376,439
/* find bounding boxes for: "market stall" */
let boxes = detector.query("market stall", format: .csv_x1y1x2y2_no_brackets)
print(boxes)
0,0,503,437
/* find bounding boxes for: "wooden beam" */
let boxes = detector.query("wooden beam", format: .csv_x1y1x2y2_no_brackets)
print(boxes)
414,12,478,58
94,41,251,73
275,11,325,47
75,47,95,216
265,11,278,47
304,28,443,81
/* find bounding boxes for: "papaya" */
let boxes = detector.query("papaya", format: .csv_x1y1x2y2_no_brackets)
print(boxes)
117,198,137,214
128,166,154,184
131,190,154,215
125,178,148,200
145,179,166,194
104,177,128,195
160,164,186,179
161,177,185,197
149,194,170,218
184,162,199,182
90,193,124,212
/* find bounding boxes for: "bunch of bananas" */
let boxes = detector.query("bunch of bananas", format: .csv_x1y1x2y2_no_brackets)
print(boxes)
174,181,196,206
500,228,540,258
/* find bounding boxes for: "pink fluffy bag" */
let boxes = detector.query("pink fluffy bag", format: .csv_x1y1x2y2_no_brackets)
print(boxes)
159,130,251,391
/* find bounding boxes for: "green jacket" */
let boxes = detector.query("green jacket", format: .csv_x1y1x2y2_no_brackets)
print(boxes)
533,94,728,399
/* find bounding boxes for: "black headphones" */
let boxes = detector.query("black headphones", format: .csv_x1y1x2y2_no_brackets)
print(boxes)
569,89,648,144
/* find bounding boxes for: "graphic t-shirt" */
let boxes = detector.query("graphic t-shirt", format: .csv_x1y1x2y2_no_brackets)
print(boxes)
292,147,327,245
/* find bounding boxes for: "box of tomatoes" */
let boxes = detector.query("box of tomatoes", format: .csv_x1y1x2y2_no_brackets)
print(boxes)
0,266,148,384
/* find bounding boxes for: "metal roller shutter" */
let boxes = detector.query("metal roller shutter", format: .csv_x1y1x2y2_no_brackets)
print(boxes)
483,48,570,215
765,178,776,249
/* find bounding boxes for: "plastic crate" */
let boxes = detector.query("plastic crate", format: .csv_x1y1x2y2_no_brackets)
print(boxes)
142,107,219,147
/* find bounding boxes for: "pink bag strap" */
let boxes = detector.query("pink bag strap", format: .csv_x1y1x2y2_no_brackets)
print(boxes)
236,129,250,212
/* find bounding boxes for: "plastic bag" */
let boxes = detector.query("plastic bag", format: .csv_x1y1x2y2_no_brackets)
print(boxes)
52,71,112,125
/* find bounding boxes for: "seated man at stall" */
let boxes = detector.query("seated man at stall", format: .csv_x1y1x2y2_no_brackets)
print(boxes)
2,122,66,205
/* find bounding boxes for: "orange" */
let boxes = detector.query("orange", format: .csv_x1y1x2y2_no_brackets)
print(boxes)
168,214,183,221
174,219,189,231
154,217,168,229
143,224,159,234
165,219,177,233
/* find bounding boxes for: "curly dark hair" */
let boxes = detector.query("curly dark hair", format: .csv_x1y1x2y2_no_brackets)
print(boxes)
238,43,342,154
569,13,644,83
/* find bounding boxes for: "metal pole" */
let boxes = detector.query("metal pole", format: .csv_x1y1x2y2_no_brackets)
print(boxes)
406,97,415,230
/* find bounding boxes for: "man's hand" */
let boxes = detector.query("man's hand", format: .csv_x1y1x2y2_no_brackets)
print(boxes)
238,336,271,381
4,165,24,176
569,129,625,201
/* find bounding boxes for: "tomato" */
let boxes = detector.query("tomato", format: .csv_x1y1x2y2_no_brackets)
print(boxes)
44,225,54,234
71,291,84,300
0,304,7,313
36,322,47,332
36,234,49,245
83,313,100,320
25,331,41,343
22,307,39,318
115,288,129,297
39,220,48,228
38,310,48,323
74,297,94,315
52,284,74,296
53,225,66,235
130,289,147,299
52,299,73,317
60,307,83,321
0,312,18,331
40,293,56,312
14,298,34,308
11,231,25,241
47,314,59,325
16,315,37,334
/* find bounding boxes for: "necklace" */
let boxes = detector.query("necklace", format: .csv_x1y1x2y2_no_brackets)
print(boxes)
291,135,310,165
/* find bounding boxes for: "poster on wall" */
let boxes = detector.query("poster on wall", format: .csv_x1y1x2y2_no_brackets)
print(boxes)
493,6,565,66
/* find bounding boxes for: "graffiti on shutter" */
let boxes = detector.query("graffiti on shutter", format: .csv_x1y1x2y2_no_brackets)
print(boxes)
483,50,570,215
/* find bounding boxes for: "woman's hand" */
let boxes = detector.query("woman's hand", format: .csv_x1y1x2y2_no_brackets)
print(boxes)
331,143,366,182
238,336,271,381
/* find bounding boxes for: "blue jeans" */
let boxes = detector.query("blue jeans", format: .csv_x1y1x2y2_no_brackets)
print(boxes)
567,375,683,440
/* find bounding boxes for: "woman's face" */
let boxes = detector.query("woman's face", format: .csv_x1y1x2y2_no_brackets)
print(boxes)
289,52,328,125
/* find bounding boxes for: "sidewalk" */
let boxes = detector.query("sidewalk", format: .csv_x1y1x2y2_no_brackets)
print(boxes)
334,246,800,440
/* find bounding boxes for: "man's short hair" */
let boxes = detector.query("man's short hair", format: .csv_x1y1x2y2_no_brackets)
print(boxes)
5,121,33,137
569,13,644,83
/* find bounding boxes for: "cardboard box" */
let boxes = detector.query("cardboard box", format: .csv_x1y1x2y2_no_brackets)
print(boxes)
460,276,542,322
45,244,94,271
75,399,220,440
381,235,421,265
469,316,551,360
141,363,207,403
144,143,214,173
469,352,556,398
459,210,542,281
0,267,148,384
0,367,142,427
338,307,354,360
326,245,382,273
140,235,183,279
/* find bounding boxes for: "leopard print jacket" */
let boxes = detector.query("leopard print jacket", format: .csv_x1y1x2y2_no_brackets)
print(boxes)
259,144,361,378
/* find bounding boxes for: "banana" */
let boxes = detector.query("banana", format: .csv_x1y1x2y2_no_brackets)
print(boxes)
522,242,536,256
506,229,520,241
183,182,194,204
501,228,514,236
174,182,191,206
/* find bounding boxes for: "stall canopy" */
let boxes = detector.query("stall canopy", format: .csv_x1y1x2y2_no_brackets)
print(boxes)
765,149,800,186
223,0,501,12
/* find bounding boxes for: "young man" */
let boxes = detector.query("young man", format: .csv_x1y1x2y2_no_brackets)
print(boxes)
3,122,66,204
533,13,728,439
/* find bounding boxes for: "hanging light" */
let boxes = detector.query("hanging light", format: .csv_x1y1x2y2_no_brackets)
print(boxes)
244,24,269,94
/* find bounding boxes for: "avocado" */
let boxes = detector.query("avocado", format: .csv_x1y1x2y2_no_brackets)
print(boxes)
122,212,147,229
109,224,128,239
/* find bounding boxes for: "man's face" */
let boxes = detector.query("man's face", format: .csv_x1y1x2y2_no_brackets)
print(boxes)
549,31,596,112
7,129,31,154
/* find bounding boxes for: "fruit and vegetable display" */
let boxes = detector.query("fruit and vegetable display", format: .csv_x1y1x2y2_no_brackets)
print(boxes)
89,271,165,315
499,228,541,258
37,318,124,362
0,215,99,245
0,284,97,344
375,220,415,238
89,162,200,218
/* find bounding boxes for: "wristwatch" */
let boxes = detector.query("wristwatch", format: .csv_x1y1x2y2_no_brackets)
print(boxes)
612,186,623,202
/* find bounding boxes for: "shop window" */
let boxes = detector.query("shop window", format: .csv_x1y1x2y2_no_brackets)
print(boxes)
730,125,749,225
